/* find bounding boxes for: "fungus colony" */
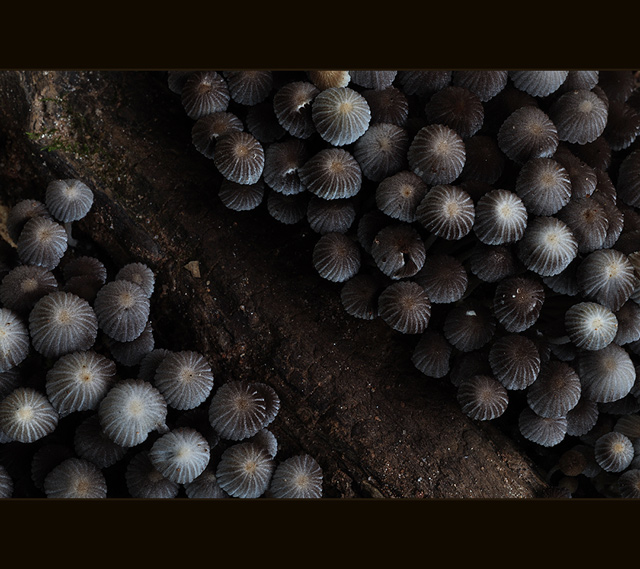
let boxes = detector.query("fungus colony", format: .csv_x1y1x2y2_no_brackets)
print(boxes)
170,69,640,498
0,180,322,498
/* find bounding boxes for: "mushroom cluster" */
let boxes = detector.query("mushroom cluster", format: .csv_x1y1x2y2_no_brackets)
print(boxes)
0,180,322,498
170,70,640,498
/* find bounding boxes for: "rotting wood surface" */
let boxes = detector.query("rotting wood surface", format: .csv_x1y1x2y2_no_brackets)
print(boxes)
0,70,549,498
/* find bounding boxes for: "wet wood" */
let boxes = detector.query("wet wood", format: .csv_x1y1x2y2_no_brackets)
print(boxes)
0,70,548,497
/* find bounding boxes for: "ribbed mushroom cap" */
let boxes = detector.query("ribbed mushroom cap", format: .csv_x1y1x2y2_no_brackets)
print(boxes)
452,70,508,102
424,86,484,139
614,414,640,440
185,466,228,499
307,197,355,235
526,360,581,419
488,334,541,390
0,387,58,443
493,276,545,333
577,343,636,403
411,330,452,378
17,216,68,270
576,249,636,312
340,274,382,320
167,70,192,94
269,455,323,499
0,307,30,372
618,469,640,498
375,171,428,223
552,145,597,199
267,192,307,225
94,280,150,343
43,457,107,499
213,131,264,185
565,302,618,351
350,70,397,90
125,450,179,499
219,179,264,212
29,291,98,358
115,262,155,298
253,383,280,429
73,414,127,469
473,189,528,245
443,302,496,351
224,70,273,105
45,350,117,416
45,179,94,223
378,281,431,335
263,138,309,195
509,70,568,97
208,381,268,441
603,100,640,150
6,198,51,243
468,243,519,283
515,158,572,216
216,442,275,499
299,148,362,200
408,124,466,185
457,374,509,421
416,185,475,240
549,89,608,144
557,197,608,253
594,432,634,473
181,71,229,119
312,86,371,146
0,368,21,398
273,81,319,139
371,223,425,280
247,428,278,459
153,350,214,411
307,70,351,91
149,428,210,485
614,301,640,345
353,123,408,182
497,106,559,164
565,397,599,437
312,232,361,283
413,254,467,304
362,87,409,127
517,216,578,277
519,407,567,447
63,255,107,283
191,111,243,159
598,70,635,103
562,71,599,92
98,379,168,448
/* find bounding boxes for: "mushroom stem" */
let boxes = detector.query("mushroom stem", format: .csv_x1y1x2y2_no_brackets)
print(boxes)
64,221,78,248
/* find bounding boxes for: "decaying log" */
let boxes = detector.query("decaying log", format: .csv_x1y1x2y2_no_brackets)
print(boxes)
0,70,548,497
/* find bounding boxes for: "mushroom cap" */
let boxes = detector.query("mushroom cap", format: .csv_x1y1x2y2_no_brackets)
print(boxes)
0,387,59,443
515,158,572,216
577,343,636,403
0,264,58,315
224,70,273,106
115,262,155,298
73,414,127,469
46,350,117,416
219,179,265,212
378,281,432,335
299,148,362,200
526,360,581,419
94,280,150,343
473,189,528,245
191,111,243,159
457,374,509,421
98,379,168,447
424,85,485,139
509,70,568,97
312,232,361,283
375,170,428,223
340,274,382,321
273,81,319,139
349,70,397,90
411,330,453,378
153,350,214,411
45,179,94,223
497,106,558,164
550,89,609,145
269,454,323,499
408,124,466,185
565,302,618,351
17,216,68,270
371,223,425,280
216,442,275,499
413,254,468,304
353,122,409,182
29,291,98,358
488,334,541,390
181,71,229,120
493,275,545,333
307,196,356,235
416,185,475,240
594,432,634,473
43,457,107,499
214,131,265,186
518,407,567,447
452,70,508,102
517,216,578,277
149,428,210,485
185,466,228,499
267,192,308,225
0,307,30,372
208,381,268,441
311,86,371,146
263,138,309,196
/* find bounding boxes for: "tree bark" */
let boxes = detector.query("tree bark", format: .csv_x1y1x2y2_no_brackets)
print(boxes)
0,70,548,497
